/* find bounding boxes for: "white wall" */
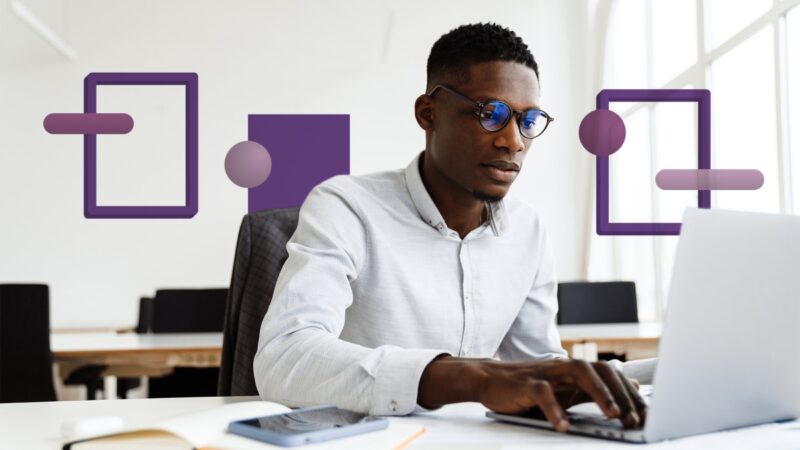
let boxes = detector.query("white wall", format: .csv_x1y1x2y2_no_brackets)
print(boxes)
0,0,594,328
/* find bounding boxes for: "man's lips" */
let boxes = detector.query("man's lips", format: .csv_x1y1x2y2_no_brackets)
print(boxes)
482,160,521,171
481,160,520,183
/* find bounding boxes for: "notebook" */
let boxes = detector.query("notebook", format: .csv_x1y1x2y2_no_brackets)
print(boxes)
62,401,426,450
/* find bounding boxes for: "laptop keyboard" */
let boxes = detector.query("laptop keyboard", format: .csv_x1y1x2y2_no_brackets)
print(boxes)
565,386,652,431
568,413,630,430
516,385,653,432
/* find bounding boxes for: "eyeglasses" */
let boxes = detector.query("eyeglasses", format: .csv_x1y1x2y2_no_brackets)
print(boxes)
427,84,554,139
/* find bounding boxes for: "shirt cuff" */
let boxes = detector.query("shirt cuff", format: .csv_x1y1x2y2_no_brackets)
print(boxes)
370,349,449,416
608,358,658,385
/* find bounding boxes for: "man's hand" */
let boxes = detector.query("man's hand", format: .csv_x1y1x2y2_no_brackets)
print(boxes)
417,357,647,432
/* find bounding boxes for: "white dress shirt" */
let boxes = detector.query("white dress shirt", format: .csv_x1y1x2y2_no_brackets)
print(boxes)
254,152,648,416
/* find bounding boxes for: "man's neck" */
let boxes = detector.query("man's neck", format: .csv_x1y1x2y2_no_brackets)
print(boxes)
419,151,485,239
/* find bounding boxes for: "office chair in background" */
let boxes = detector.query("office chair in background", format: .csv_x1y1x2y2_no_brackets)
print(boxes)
557,281,639,361
0,284,57,403
146,288,228,398
557,281,639,324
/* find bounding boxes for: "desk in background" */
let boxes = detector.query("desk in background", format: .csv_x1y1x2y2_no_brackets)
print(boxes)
558,322,661,361
51,332,223,398
49,324,661,397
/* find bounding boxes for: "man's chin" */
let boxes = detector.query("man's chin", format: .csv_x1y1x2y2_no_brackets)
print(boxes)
472,189,506,203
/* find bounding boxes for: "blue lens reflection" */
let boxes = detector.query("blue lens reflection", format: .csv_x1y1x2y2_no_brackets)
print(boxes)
520,109,546,137
480,101,511,131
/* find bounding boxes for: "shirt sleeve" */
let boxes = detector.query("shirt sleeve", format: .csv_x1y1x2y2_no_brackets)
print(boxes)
253,179,447,416
497,219,569,361
609,358,658,384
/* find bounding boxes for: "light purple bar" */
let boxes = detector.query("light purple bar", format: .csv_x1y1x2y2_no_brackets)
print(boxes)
655,169,764,190
44,113,133,134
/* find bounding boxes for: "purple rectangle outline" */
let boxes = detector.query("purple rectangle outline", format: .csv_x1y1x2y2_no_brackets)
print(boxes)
596,89,711,235
83,72,198,218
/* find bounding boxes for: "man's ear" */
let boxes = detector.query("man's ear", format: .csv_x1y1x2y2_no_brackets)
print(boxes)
414,94,435,131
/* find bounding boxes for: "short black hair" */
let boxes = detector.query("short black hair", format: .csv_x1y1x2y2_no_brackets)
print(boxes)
426,23,539,88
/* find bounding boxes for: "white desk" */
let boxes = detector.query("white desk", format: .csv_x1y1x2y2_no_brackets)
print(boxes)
557,323,662,361
51,332,223,356
0,396,797,450
51,332,223,398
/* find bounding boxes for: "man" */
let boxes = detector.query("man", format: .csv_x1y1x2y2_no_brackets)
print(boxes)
255,23,650,431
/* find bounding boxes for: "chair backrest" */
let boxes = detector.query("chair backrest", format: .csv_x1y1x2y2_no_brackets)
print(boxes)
150,288,228,333
135,297,154,334
0,284,57,402
556,281,639,324
218,207,300,396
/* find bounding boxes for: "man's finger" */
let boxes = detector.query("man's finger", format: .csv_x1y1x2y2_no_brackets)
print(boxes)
563,360,621,419
621,374,648,424
528,380,570,432
593,362,640,428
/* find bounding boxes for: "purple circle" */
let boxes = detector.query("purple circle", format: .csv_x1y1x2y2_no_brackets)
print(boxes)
579,109,626,156
225,141,272,188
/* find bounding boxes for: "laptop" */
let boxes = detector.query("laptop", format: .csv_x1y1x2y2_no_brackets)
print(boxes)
487,208,800,442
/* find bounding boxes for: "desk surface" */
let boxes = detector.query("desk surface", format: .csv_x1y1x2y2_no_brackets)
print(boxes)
558,322,662,341
50,332,223,356
1,396,797,450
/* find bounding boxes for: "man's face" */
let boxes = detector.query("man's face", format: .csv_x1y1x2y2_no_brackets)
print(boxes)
424,61,541,202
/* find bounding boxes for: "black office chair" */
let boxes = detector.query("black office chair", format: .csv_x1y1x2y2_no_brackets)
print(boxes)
136,296,154,333
146,288,228,398
0,284,57,402
150,289,227,333
557,281,638,361
218,207,300,396
557,281,639,324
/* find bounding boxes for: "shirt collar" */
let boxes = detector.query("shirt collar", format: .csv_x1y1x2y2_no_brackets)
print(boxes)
404,151,509,237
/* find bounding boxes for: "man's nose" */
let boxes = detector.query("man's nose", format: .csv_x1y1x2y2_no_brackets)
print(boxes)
493,118,526,153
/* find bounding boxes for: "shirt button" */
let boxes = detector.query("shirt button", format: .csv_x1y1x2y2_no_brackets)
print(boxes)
389,400,398,412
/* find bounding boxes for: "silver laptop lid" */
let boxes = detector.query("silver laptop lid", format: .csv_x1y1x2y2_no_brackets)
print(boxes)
645,208,800,442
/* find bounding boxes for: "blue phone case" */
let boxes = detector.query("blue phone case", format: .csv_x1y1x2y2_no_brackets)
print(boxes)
227,405,390,447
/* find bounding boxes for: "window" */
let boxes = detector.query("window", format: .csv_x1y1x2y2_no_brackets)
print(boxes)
589,0,800,321
789,7,800,212
706,0,773,49
710,26,780,213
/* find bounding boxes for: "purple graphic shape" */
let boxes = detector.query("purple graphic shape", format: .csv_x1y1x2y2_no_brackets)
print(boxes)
84,72,198,219
656,169,764,190
44,113,133,134
579,109,626,156
596,89,711,236
247,115,349,213
225,140,272,188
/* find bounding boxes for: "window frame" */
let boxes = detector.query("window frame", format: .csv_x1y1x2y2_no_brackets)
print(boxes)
594,0,800,321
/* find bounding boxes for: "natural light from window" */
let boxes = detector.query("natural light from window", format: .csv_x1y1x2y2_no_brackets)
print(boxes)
789,7,800,213
590,0,799,321
706,0,773,49
710,26,781,213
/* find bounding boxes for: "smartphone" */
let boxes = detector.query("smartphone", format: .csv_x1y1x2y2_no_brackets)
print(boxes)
227,405,389,447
